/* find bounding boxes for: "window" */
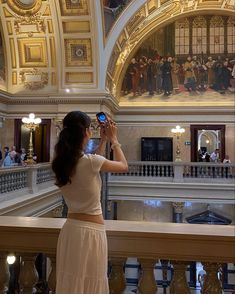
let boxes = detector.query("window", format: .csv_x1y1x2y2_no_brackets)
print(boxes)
210,16,224,54
192,16,207,54
227,16,235,53
175,19,190,55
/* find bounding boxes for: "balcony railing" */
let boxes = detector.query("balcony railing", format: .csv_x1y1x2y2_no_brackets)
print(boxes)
110,161,235,182
107,161,235,204
0,162,233,197
0,216,234,293
0,163,54,195
0,164,60,216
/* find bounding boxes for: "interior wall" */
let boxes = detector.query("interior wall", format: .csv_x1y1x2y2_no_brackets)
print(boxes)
0,119,14,151
225,125,235,163
118,124,235,162
116,200,235,224
118,125,191,162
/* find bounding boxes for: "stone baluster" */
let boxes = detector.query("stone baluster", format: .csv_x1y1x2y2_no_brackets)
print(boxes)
48,255,56,294
138,259,157,294
0,253,9,293
170,261,190,294
160,259,170,292
19,254,38,294
109,257,126,294
201,263,222,294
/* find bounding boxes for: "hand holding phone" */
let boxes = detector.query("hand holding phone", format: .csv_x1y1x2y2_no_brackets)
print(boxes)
96,112,107,124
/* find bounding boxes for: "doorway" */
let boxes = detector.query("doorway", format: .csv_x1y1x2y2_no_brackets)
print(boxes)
14,119,51,163
190,125,225,162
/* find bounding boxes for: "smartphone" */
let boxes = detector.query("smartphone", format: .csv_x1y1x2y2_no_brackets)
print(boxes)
96,112,107,124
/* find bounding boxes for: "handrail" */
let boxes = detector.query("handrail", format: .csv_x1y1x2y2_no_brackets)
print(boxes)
110,161,235,181
0,216,234,263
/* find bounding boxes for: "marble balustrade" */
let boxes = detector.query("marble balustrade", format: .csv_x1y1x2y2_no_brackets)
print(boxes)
0,163,54,195
110,161,235,182
0,216,234,294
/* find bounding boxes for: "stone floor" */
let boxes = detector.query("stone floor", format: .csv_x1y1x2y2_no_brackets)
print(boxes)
119,86,235,107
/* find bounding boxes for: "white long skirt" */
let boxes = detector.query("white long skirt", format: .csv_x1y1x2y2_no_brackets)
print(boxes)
56,219,109,294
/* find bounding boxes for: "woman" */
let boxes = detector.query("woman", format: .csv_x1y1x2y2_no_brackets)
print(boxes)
52,111,128,294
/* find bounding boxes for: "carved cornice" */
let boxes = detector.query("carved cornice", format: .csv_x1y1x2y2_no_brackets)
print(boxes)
0,92,119,112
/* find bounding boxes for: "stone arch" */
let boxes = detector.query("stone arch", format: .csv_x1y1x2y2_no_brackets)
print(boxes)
105,0,235,100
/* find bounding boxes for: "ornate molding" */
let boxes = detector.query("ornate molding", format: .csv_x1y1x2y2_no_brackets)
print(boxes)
173,202,185,214
19,68,48,90
14,14,46,36
6,0,42,16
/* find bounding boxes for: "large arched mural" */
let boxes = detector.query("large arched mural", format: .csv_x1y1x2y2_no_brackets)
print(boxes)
105,0,235,105
121,15,235,98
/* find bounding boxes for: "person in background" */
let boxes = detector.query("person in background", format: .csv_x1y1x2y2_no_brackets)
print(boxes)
210,148,220,162
223,155,231,164
33,153,37,162
52,111,128,294
2,151,14,167
205,152,211,162
4,146,9,158
20,148,27,162
223,154,232,178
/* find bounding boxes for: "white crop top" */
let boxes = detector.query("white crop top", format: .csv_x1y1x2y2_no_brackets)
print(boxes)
60,154,106,215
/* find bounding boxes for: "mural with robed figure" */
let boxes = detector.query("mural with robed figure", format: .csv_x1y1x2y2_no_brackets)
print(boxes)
121,15,235,99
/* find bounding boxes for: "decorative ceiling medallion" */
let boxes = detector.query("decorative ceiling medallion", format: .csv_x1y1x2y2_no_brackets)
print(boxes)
65,39,92,67
20,68,48,90
7,0,42,16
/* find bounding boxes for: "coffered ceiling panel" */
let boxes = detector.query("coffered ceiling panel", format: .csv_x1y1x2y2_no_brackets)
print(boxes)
65,38,92,67
59,0,89,16
18,38,47,67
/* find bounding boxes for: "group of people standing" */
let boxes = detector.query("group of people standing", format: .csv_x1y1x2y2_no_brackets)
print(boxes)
123,55,235,97
198,148,231,164
0,145,27,167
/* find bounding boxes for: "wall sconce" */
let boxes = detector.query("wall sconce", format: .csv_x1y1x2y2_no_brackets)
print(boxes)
171,125,185,161
22,113,41,164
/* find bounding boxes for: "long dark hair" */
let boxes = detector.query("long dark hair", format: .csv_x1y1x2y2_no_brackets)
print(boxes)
52,111,91,187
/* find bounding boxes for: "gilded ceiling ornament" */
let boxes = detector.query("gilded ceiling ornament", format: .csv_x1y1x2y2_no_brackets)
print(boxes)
178,0,197,11
111,82,117,96
14,14,46,36
6,0,42,16
20,68,48,90
224,0,235,9
172,202,185,213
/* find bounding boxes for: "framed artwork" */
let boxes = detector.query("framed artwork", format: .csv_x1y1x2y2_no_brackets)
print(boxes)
121,14,235,98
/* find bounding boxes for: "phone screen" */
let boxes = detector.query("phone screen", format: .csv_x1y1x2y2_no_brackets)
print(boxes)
96,112,107,123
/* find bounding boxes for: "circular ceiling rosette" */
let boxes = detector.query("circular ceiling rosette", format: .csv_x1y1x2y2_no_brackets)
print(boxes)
7,0,42,15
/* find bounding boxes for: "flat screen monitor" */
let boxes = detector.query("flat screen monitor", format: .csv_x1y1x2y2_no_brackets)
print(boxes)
141,137,173,161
